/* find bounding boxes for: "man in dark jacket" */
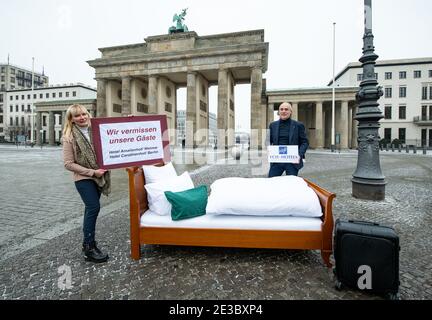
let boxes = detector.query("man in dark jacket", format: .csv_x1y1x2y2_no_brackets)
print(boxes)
268,102,309,177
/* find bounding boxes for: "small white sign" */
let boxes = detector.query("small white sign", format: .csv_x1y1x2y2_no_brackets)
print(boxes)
268,145,299,163
99,121,164,166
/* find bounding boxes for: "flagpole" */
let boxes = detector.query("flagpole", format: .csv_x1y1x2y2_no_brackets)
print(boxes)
331,22,336,152
30,57,35,143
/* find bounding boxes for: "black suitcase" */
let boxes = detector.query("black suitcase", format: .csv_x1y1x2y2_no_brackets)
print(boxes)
334,219,400,299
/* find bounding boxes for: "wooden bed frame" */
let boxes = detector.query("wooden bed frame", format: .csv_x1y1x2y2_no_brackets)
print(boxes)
126,166,336,267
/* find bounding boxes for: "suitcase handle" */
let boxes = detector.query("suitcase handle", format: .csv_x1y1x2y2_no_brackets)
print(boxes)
348,219,379,226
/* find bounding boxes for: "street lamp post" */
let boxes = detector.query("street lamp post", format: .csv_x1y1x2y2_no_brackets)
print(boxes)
30,57,35,144
352,0,386,200
331,22,336,152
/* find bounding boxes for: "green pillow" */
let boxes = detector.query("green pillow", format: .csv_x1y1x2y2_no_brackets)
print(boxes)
164,185,208,221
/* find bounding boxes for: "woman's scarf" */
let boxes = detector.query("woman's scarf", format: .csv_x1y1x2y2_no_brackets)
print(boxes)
72,124,111,196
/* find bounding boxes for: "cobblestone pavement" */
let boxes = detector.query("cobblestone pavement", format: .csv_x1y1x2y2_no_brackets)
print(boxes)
0,145,431,300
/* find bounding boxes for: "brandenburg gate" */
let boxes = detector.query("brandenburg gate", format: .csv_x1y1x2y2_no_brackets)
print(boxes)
87,29,269,149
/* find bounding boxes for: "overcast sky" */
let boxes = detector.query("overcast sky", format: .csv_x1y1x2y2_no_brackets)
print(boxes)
2,0,431,131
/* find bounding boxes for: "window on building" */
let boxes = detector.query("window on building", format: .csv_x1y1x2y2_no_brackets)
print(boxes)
385,72,392,80
59,92,62,98
27,94,30,99
375,73,378,80
385,87,392,98
0,115,3,124
21,116,24,126
10,77,15,83
10,95,13,101
72,91,76,97
1,67,5,73
11,68,15,74
429,129,432,147
384,105,392,119
33,94,36,99
429,105,432,121
15,117,18,126
398,128,406,143
46,93,49,98
430,86,432,100
422,105,427,120
384,128,391,143
43,116,46,126
399,105,406,119
422,86,428,100
399,86,406,98
429,70,432,78
399,71,406,79
21,105,24,112
15,105,18,112
1,75,4,81
52,92,56,98
27,105,31,112
21,95,24,100
10,117,13,126
421,129,427,147
414,70,421,78
9,105,12,112
357,74,363,81
16,95,18,100
66,92,69,97
0,94,2,103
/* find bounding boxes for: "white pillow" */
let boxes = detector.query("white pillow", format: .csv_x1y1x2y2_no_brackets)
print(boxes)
145,172,194,216
143,162,177,184
206,176,322,217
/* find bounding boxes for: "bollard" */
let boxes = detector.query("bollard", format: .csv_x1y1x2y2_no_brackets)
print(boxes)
406,145,409,153
398,145,402,152
380,144,383,151
391,144,394,152
386,144,389,152
423,147,427,155
413,145,417,154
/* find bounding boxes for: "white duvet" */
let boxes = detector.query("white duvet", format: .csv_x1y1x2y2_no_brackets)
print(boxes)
206,176,323,218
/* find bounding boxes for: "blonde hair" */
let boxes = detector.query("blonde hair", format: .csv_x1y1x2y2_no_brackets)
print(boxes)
62,104,92,138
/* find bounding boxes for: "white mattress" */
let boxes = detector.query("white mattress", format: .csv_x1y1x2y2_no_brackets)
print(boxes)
140,210,322,231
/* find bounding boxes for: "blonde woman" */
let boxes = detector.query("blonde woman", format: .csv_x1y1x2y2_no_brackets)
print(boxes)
63,104,111,263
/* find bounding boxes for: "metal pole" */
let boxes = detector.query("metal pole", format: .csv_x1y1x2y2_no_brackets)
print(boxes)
331,22,336,152
351,0,386,200
30,57,35,143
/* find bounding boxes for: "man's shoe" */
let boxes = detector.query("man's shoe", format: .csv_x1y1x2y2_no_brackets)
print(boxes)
83,242,109,263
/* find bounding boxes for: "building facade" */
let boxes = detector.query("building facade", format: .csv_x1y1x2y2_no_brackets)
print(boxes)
87,29,269,149
0,63,49,141
4,83,96,143
176,110,217,147
331,57,432,147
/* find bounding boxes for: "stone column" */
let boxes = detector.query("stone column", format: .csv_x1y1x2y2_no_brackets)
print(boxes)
186,72,197,148
291,102,298,121
148,76,158,114
36,112,42,145
217,69,228,149
341,100,349,148
352,105,358,149
267,104,274,128
121,76,131,116
96,79,106,117
315,101,324,148
250,67,263,149
48,111,55,146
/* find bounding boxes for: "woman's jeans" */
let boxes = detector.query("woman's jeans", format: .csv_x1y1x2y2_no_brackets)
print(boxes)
75,179,101,245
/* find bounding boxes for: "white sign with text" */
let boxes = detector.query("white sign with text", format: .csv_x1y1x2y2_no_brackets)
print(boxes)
267,145,299,163
99,121,164,166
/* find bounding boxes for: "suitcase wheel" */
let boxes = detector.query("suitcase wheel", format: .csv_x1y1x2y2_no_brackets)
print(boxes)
386,292,400,300
335,280,344,291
